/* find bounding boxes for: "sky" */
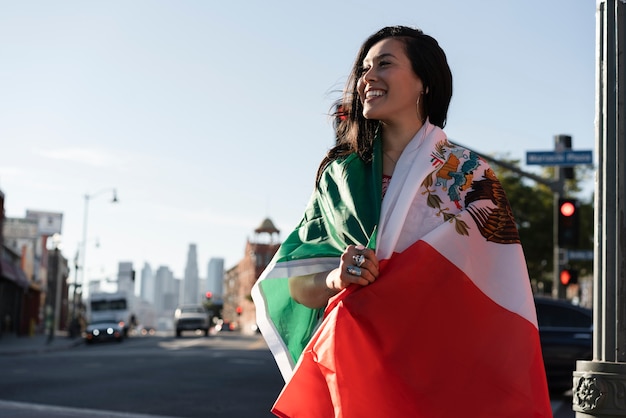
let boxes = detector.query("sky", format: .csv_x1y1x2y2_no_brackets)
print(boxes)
0,1,597,287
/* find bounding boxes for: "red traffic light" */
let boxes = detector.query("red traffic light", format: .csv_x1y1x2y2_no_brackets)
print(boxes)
560,201,576,217
236,306,243,315
560,269,578,286
558,198,580,248
205,291,212,299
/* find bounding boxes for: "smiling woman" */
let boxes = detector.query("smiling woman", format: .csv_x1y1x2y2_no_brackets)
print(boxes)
253,25,553,418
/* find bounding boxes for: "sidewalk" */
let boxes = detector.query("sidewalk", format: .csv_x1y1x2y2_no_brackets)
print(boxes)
0,331,83,356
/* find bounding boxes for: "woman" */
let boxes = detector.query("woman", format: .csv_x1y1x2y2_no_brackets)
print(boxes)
252,26,552,417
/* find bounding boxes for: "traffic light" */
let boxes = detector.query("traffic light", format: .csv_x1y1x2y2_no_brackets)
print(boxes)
555,134,574,179
236,306,243,316
205,291,212,300
558,198,579,248
559,268,578,286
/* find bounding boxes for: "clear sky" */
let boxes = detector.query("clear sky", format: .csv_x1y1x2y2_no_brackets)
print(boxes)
0,1,597,285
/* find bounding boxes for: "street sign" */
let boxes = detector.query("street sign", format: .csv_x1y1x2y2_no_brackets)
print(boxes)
568,249,594,261
526,150,593,166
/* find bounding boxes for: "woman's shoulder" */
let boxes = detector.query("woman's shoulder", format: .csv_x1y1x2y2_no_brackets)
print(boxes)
319,152,362,175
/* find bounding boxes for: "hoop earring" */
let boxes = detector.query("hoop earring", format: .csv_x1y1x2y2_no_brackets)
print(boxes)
416,94,424,123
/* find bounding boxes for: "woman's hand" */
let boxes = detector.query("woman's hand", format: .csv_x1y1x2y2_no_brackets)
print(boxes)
326,245,379,292
288,245,380,309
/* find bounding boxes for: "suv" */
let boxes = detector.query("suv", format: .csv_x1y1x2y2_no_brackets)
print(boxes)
534,296,593,393
174,305,210,337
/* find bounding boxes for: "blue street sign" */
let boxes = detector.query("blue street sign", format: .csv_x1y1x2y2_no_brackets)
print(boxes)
567,249,594,261
526,150,593,166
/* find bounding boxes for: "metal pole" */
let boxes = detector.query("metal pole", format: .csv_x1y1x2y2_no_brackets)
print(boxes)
573,1,626,415
553,135,567,300
69,250,80,336
47,247,62,343
80,193,90,299
78,188,117,304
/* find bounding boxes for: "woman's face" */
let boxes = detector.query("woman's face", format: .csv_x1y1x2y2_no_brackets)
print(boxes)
357,38,424,124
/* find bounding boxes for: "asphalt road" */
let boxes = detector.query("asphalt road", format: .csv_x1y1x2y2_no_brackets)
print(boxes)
0,332,284,418
0,331,576,417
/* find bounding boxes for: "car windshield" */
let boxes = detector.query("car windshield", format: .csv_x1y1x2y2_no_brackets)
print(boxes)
181,307,205,313
90,320,118,325
92,299,127,311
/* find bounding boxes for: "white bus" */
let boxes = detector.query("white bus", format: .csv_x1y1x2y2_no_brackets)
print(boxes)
87,291,136,337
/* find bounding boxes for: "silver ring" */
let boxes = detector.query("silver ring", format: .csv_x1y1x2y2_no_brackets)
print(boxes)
346,265,362,277
353,254,365,267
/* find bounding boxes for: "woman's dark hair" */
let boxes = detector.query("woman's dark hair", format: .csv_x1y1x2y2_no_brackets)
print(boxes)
316,25,453,183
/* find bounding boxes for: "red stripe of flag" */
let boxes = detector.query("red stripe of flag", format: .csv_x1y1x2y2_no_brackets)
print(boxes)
273,240,552,417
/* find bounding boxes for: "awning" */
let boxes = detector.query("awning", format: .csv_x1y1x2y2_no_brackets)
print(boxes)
0,259,30,289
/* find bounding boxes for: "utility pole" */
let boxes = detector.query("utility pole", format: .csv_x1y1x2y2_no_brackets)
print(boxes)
573,1,626,416
554,135,570,301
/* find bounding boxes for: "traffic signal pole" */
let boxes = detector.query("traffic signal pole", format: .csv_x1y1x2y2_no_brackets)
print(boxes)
573,1,626,415
552,166,566,300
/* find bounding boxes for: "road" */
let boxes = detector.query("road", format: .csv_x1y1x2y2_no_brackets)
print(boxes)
0,332,284,418
0,330,576,417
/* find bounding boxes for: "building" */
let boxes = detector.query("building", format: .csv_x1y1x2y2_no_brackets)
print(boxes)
46,247,70,337
2,216,41,335
206,257,224,302
153,265,179,329
0,193,64,336
139,262,154,304
181,243,199,305
223,218,280,334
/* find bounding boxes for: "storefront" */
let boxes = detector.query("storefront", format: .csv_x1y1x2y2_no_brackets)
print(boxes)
0,258,30,336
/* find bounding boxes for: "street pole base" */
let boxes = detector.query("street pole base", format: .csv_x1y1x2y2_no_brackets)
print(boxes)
573,360,626,417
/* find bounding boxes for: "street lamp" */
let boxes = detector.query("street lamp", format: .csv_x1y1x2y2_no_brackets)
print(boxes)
72,188,118,324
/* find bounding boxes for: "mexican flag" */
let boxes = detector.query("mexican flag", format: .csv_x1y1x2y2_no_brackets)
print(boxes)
252,121,552,417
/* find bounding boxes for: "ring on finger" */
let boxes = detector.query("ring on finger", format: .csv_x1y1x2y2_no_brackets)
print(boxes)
346,265,362,277
353,254,365,267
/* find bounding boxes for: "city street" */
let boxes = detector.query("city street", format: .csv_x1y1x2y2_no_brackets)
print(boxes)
0,331,576,417
0,332,284,417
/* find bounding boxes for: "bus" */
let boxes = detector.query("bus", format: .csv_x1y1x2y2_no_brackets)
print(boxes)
87,291,136,337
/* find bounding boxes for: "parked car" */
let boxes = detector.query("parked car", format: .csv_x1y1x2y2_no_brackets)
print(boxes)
534,296,593,393
84,319,124,344
174,305,210,337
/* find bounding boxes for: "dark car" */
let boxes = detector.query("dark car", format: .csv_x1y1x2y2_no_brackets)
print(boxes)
215,319,235,332
534,296,593,393
84,319,124,344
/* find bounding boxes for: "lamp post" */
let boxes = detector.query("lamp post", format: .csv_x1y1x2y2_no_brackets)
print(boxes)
72,188,118,324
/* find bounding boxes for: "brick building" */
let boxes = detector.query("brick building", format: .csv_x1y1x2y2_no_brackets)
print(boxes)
223,218,280,333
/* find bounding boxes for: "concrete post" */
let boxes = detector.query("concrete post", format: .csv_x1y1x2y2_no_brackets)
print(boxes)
573,1,626,416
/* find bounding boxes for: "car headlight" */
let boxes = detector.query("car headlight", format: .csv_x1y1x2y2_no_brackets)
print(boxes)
93,329,100,336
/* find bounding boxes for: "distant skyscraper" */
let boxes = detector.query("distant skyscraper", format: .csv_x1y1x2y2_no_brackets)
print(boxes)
182,243,199,305
117,261,134,296
207,257,224,301
154,265,174,315
140,262,153,303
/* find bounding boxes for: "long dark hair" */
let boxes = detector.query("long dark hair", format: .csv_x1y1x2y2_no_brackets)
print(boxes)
316,26,453,184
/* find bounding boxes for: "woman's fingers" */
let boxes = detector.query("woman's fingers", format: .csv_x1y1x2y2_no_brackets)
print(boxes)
340,245,379,286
